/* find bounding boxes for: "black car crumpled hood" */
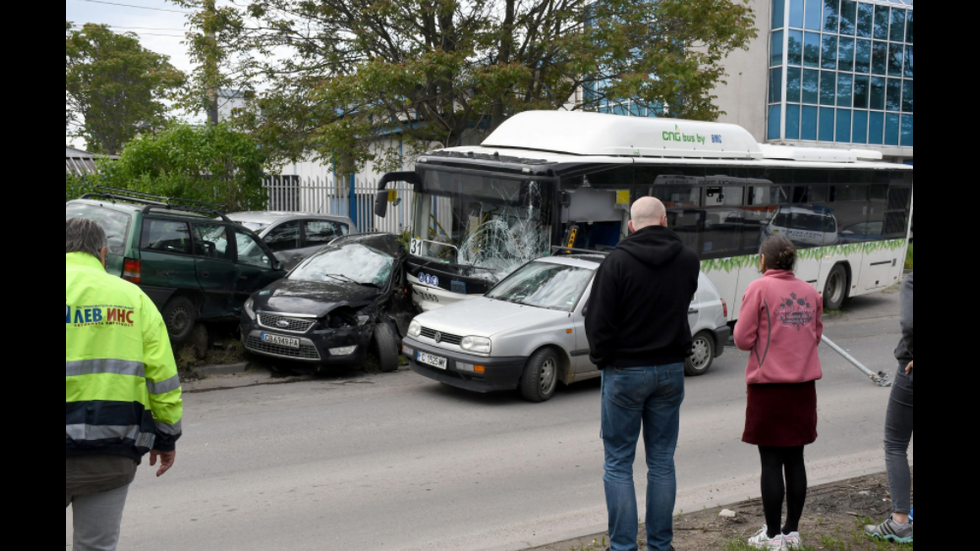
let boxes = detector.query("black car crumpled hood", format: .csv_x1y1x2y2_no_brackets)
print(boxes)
253,278,380,319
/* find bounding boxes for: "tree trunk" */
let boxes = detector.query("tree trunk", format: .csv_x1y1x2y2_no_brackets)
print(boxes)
491,0,517,132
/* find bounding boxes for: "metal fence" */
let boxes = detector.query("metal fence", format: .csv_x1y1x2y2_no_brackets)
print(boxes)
263,175,415,235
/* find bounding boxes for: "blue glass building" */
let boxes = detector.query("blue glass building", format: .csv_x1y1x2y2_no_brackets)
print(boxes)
768,0,913,149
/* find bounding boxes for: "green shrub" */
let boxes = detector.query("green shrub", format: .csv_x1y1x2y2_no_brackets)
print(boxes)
66,174,96,202
905,242,913,270
72,123,269,212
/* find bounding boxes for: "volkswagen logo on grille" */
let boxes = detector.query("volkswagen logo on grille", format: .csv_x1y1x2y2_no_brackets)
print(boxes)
277,320,291,328
434,332,443,343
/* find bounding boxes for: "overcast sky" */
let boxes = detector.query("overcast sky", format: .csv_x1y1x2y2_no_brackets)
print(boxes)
66,0,204,147
66,0,195,72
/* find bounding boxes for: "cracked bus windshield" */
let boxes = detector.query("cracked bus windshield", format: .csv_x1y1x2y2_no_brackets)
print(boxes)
413,170,552,283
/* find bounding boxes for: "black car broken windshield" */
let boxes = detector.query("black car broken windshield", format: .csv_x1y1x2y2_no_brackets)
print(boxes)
290,244,394,288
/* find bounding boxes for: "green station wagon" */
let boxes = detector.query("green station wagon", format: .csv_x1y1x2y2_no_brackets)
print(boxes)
66,189,286,343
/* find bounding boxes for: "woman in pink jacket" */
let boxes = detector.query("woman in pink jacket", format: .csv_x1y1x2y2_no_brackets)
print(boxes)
735,236,823,550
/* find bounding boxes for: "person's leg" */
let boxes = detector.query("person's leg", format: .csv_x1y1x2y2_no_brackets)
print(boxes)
884,369,914,522
602,368,651,551
782,446,808,535
642,363,685,551
71,484,130,551
758,447,786,539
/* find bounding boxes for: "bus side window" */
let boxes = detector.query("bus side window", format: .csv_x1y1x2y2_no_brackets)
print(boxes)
667,209,702,253
742,183,778,254
651,182,703,253
701,186,744,258
867,183,889,241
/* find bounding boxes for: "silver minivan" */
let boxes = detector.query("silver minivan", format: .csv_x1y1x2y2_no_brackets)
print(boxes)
228,212,357,270
403,255,731,402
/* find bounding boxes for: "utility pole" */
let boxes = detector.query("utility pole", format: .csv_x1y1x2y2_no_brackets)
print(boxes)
204,0,219,126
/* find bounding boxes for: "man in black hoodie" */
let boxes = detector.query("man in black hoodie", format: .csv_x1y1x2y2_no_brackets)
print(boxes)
585,197,699,551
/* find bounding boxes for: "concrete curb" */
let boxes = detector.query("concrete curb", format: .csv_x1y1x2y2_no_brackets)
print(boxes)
190,362,252,378
181,363,316,393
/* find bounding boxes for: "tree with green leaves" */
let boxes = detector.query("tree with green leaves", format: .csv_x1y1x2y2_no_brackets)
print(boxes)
66,22,186,155
173,0,756,175
89,123,269,212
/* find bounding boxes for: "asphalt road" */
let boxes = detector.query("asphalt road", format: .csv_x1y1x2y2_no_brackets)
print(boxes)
66,291,911,551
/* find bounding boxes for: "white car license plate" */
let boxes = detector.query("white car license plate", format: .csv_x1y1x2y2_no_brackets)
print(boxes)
262,333,300,349
417,351,448,370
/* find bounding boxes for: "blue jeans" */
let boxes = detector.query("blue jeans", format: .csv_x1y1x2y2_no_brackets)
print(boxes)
602,364,685,551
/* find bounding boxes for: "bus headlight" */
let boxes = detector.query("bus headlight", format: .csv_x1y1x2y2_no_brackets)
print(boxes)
244,298,256,320
461,336,492,355
408,320,422,338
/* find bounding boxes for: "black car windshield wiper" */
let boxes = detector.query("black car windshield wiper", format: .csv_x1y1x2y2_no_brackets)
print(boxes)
324,274,356,284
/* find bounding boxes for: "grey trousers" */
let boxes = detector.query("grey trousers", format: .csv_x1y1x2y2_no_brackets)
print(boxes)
66,484,130,551
884,366,913,515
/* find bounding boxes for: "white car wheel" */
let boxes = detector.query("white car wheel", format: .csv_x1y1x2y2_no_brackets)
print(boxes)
520,349,561,403
685,332,715,377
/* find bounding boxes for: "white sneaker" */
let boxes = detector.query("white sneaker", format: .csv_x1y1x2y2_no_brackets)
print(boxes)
782,532,802,549
748,526,786,549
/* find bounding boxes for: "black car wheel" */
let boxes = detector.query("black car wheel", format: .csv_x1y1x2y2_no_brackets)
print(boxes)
162,296,197,344
685,331,715,377
373,322,400,373
520,348,561,403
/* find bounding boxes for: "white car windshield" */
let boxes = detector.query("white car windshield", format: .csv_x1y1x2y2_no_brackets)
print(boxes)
290,244,394,288
487,262,594,311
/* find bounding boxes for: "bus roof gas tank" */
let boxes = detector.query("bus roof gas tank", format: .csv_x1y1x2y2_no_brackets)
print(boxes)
482,111,764,160
759,144,884,164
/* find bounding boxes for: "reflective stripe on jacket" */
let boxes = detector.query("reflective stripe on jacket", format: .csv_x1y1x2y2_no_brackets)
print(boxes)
66,253,183,463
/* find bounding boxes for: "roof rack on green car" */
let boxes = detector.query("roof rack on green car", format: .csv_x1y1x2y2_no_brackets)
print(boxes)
80,186,232,222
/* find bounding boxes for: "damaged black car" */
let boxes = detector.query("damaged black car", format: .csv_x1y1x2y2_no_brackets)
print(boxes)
240,234,415,372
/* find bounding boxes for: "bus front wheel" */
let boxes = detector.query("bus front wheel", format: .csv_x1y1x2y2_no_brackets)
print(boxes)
823,264,848,312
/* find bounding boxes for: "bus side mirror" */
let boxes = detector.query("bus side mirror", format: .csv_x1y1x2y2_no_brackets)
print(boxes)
375,191,389,218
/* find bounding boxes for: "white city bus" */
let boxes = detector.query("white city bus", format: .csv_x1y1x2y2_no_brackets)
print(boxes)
376,111,912,319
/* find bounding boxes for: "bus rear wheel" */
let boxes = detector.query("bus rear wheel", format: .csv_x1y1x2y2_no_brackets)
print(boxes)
823,264,848,312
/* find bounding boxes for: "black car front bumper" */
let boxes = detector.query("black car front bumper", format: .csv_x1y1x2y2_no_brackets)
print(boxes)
240,317,374,367
402,337,528,393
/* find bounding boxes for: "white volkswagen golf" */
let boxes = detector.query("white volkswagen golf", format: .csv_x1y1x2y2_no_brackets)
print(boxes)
403,254,731,402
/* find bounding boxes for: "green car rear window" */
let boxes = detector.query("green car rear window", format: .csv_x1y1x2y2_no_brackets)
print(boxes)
65,203,133,256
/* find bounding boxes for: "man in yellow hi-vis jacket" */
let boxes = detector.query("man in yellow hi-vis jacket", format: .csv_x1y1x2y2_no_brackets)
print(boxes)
66,218,183,551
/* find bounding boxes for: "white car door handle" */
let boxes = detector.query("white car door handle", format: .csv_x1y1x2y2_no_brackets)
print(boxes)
688,309,699,315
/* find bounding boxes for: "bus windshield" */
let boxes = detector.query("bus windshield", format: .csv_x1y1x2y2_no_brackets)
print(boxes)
412,170,552,282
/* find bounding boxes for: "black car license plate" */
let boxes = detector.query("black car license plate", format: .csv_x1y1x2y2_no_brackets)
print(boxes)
262,333,300,349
